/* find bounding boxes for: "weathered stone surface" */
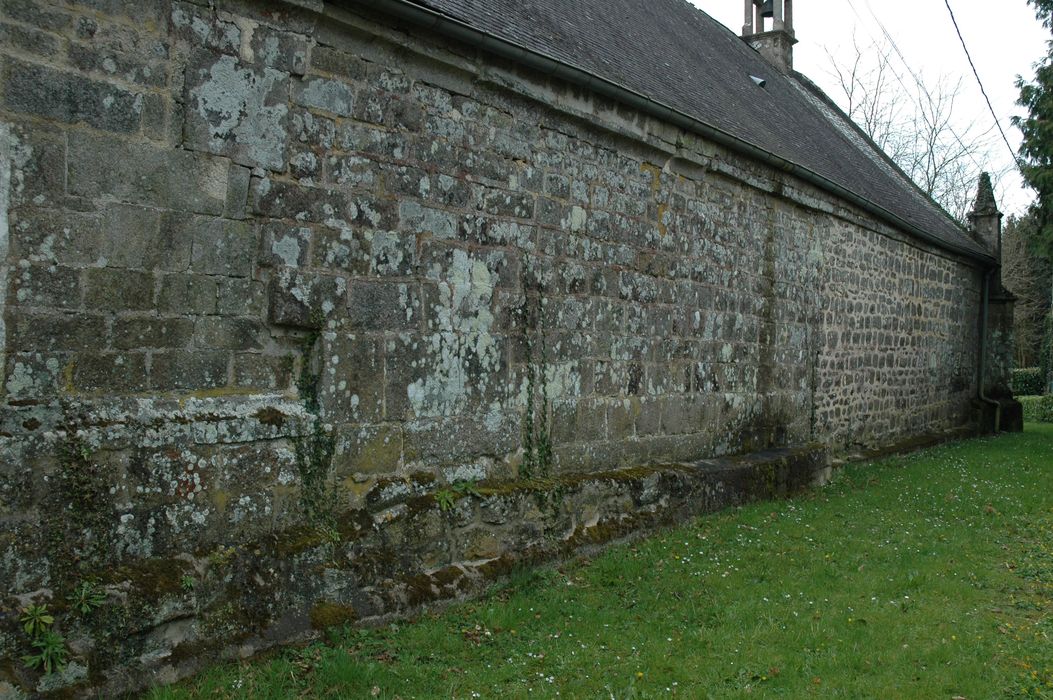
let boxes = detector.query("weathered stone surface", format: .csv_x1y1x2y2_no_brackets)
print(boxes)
184,50,291,171
8,263,81,309
186,215,257,277
1,57,143,132
292,76,354,116
67,41,168,89
0,0,1010,695
194,317,266,351
218,277,268,316
150,350,230,390
234,352,295,389
158,274,219,314
316,333,384,422
170,1,242,54
251,177,396,228
1,0,73,32
258,221,312,268
333,423,402,478
248,25,311,75
2,121,66,207
348,280,420,331
8,313,107,352
113,318,195,350
84,268,155,311
309,45,367,81
100,206,189,272
0,20,61,58
72,351,149,392
268,268,346,327
68,131,230,215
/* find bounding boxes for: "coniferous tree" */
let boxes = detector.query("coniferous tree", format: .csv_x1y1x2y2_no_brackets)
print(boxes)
1015,0,1053,255
1002,211,1052,367
1015,0,1053,389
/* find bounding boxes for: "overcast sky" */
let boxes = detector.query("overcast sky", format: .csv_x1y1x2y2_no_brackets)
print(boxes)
690,0,1049,216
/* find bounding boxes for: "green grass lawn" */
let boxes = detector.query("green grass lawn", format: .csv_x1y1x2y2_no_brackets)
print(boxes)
150,425,1053,699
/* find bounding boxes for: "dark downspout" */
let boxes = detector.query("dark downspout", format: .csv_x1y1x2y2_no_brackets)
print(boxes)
978,270,1001,432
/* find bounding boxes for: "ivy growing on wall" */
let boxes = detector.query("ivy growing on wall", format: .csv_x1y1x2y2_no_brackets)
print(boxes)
293,311,337,535
520,260,552,478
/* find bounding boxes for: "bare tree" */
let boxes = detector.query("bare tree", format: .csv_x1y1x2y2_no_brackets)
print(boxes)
825,36,1008,223
828,36,902,157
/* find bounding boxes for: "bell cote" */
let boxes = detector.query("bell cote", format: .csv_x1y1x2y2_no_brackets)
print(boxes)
742,0,797,72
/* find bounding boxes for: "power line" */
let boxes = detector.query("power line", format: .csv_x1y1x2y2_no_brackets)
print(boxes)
857,0,998,174
941,0,1021,166
844,0,989,174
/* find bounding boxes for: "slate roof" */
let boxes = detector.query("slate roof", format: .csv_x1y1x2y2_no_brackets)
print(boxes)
396,0,990,261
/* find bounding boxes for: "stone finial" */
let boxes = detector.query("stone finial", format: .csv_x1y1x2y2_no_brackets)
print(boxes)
742,0,797,72
968,172,1002,258
971,172,998,216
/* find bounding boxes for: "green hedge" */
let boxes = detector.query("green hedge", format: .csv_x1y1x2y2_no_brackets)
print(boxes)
1011,368,1046,396
1019,395,1053,423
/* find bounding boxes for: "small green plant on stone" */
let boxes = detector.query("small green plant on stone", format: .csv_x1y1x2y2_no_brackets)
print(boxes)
436,480,481,511
207,545,235,568
452,479,481,498
67,579,106,615
19,604,67,675
180,575,196,592
317,522,340,544
21,630,68,675
435,489,457,511
19,605,53,637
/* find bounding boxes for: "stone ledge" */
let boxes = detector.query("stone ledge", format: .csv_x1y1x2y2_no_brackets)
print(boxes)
831,425,983,467
1,444,827,696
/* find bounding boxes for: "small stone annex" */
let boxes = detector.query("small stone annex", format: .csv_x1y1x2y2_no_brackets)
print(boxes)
0,0,1024,694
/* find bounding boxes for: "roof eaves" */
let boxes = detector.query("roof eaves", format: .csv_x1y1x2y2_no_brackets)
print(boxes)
343,0,997,267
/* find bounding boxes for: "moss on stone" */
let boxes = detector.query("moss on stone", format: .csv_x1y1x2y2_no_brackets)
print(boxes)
211,488,230,513
403,574,442,607
255,406,287,428
352,432,405,475
475,554,518,581
43,431,117,587
101,557,192,598
199,601,252,639
309,602,357,630
566,517,633,547
472,465,663,500
269,525,329,557
168,639,217,665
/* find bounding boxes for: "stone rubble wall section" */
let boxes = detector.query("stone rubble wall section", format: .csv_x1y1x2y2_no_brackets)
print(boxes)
0,0,983,599
0,0,982,692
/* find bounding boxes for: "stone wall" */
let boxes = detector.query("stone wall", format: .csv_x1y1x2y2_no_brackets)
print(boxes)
0,0,986,693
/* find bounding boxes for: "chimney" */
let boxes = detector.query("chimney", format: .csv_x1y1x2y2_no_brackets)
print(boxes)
741,0,797,72
968,172,1002,259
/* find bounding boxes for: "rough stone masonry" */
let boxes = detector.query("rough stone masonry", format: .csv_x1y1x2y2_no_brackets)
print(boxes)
0,0,1019,694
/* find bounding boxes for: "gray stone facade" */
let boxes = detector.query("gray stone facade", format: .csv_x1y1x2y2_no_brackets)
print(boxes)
0,0,1009,693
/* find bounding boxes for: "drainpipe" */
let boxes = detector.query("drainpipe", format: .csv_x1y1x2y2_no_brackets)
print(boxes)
978,270,1001,432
